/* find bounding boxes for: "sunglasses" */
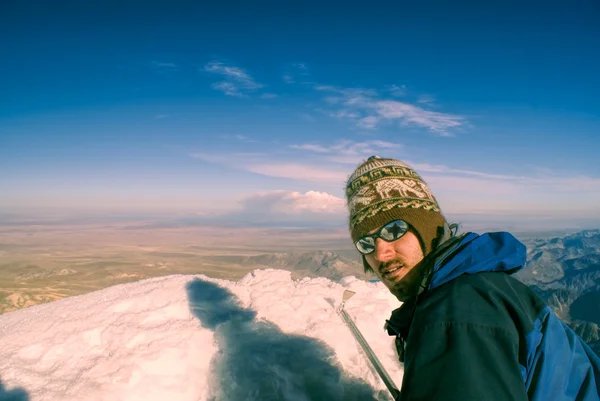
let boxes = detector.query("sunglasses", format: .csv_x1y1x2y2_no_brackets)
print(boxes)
355,220,409,255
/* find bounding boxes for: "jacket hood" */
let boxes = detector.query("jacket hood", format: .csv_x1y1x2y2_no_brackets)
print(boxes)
428,231,527,291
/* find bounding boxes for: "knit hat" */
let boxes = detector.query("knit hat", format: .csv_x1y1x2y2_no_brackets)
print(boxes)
345,156,446,256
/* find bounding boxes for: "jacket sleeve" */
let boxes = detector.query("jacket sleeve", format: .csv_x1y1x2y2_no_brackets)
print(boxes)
400,320,528,401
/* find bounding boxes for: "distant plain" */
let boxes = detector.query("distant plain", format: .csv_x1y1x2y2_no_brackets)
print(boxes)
0,220,365,315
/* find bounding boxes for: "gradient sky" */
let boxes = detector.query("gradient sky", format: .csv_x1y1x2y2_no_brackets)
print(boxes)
1,1,599,227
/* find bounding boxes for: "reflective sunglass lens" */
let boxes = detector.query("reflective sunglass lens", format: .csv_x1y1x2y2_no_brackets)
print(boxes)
356,237,375,254
380,221,408,241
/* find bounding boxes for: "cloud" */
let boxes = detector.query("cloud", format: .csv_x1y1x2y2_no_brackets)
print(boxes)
217,134,259,143
204,61,263,97
190,145,600,217
290,139,403,165
211,82,244,97
394,162,600,215
357,116,379,129
315,85,463,135
406,162,529,181
202,62,459,133
205,61,256,82
315,86,379,100
190,151,347,184
330,110,360,119
189,152,229,164
238,190,345,215
293,63,309,71
373,101,463,135
406,161,600,192
232,152,269,157
245,163,348,183
290,144,330,153
190,149,268,164
385,84,407,97
417,94,435,105
283,63,311,85
152,61,179,74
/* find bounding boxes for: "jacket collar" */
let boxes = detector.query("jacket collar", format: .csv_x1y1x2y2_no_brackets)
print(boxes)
385,230,527,339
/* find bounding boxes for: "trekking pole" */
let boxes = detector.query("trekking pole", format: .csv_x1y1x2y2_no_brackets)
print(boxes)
338,290,401,400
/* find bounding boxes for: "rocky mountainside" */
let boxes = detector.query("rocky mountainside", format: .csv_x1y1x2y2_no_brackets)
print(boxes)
515,229,600,354
204,250,365,281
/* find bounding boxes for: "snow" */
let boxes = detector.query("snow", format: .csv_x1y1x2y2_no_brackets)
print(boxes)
0,269,404,401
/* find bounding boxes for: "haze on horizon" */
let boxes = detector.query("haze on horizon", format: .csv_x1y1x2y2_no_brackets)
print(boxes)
1,1,599,232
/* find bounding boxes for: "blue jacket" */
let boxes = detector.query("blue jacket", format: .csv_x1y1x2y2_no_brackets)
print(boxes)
386,231,600,400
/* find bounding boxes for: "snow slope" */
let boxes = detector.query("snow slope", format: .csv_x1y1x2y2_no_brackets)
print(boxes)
0,269,403,401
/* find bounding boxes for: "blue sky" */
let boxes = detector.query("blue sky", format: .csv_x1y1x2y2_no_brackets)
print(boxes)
1,1,599,229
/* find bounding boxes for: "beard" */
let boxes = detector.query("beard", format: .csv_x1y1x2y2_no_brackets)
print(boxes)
382,259,426,302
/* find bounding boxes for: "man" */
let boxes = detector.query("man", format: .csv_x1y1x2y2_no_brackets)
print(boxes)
345,155,600,400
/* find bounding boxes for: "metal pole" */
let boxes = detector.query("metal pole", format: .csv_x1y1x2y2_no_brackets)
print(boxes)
339,290,400,400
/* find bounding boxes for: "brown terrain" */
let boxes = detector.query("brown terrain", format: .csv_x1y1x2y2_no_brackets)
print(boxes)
0,220,365,315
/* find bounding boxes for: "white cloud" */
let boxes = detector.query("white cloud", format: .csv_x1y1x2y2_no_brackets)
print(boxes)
232,152,269,157
315,85,463,135
283,63,311,84
205,61,255,82
189,148,600,218
316,86,379,102
357,116,379,129
369,140,403,149
202,63,459,134
290,144,330,153
191,149,347,184
330,110,360,119
407,161,529,181
403,163,600,215
292,63,309,71
211,82,246,97
417,94,435,105
385,84,407,97
372,100,463,135
290,139,403,165
245,163,348,183
216,134,259,143
407,162,600,192
204,61,263,97
238,190,346,215
152,61,179,73
189,152,229,164
190,150,266,163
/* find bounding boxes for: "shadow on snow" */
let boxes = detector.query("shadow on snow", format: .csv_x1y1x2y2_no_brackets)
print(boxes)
186,278,382,401
0,378,28,401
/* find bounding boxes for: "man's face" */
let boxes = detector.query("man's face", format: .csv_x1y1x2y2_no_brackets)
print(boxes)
364,228,425,301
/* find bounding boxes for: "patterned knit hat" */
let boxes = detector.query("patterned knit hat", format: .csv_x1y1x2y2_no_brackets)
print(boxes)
345,156,446,256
